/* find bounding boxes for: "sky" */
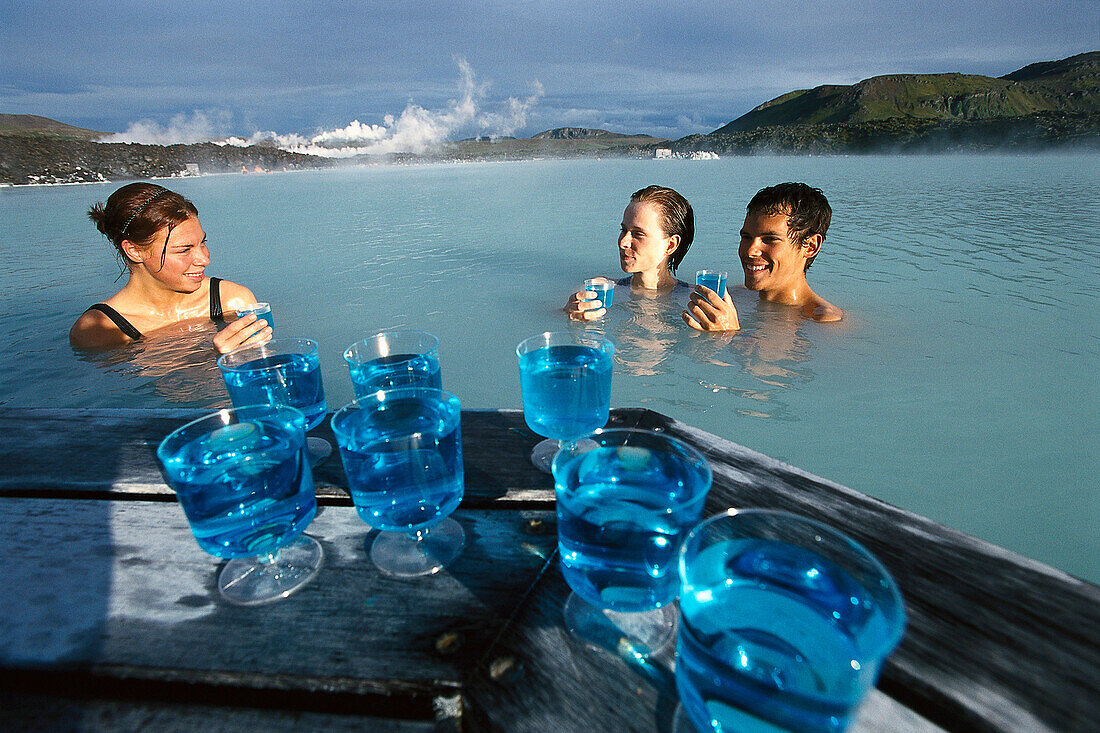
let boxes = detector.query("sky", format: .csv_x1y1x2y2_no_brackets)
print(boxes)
2,0,1096,155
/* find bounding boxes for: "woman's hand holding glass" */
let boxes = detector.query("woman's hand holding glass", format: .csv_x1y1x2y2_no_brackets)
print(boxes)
213,312,273,354
682,285,740,332
564,277,615,322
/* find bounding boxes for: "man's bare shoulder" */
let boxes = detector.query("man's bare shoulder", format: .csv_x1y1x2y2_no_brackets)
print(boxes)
804,297,844,323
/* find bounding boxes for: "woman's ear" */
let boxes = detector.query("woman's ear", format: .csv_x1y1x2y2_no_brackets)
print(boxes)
665,234,680,256
119,239,145,264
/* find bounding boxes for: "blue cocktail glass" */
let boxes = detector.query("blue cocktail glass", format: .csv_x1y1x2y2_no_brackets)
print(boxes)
156,404,322,605
235,302,274,329
582,278,615,311
695,270,727,299
516,331,614,473
676,510,907,733
344,331,442,401
217,337,331,466
552,428,712,657
331,388,465,577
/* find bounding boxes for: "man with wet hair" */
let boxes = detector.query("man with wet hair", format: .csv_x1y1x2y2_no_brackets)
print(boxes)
683,182,843,331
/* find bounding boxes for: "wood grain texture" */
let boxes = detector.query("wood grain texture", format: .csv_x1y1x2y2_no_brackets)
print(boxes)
630,409,1100,733
0,407,641,505
1,407,1095,732
0,498,554,727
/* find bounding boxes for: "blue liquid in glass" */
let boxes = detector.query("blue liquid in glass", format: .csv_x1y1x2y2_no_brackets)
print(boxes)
160,420,315,558
677,539,893,733
518,344,612,441
556,446,708,612
584,282,614,308
348,352,442,400
696,272,727,299
337,394,464,533
222,353,326,430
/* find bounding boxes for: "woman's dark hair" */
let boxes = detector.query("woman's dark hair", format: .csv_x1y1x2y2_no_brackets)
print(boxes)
88,182,199,272
630,185,694,273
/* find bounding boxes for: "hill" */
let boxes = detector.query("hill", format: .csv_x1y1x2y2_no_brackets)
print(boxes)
0,114,105,140
713,51,1099,134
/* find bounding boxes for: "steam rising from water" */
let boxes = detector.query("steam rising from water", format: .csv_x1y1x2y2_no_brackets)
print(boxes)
101,60,542,158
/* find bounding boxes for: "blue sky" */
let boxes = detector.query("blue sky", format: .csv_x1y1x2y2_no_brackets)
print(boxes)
2,0,1096,151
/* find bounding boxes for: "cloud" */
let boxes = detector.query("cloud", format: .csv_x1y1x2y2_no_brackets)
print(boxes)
98,110,233,144
230,59,545,158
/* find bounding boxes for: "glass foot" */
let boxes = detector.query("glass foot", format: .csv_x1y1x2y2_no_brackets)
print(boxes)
530,437,597,473
563,592,677,659
672,705,706,733
307,436,332,467
218,534,323,605
370,516,465,577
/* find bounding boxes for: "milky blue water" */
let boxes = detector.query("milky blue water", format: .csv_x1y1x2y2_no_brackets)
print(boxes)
1,154,1096,582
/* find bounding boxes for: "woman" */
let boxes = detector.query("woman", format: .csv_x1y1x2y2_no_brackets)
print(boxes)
69,182,271,353
564,185,698,321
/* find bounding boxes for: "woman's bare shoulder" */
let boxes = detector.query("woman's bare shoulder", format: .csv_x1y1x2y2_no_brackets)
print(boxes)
69,308,133,348
216,279,260,310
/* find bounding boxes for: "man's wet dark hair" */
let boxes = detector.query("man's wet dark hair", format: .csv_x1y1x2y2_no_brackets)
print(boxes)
630,185,694,274
747,183,831,270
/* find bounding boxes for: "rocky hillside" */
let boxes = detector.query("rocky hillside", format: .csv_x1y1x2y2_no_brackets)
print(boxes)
714,51,1099,134
0,133,333,185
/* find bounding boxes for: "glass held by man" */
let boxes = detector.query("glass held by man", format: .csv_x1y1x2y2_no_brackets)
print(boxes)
675,509,906,733
331,387,465,578
156,404,322,605
552,428,712,658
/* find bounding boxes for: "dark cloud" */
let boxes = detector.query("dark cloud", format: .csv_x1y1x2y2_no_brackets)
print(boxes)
1,0,1094,140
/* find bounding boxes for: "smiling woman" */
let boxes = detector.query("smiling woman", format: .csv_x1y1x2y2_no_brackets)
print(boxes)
69,182,271,354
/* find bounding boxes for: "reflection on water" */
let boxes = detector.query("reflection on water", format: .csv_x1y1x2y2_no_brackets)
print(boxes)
74,319,229,409
587,284,818,423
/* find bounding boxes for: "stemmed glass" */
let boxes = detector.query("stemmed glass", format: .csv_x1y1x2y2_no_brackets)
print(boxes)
331,387,465,577
217,337,331,466
552,428,712,657
344,331,442,399
675,510,906,732
156,404,323,605
516,331,614,472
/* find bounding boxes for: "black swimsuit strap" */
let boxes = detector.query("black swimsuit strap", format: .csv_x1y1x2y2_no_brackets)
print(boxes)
209,277,225,323
86,303,142,340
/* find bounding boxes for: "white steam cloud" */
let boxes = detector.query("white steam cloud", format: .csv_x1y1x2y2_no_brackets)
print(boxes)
102,61,543,158
259,59,543,157
99,110,234,145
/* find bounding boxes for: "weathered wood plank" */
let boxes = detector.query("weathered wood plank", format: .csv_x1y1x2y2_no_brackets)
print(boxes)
0,407,649,506
629,409,1100,733
463,553,945,733
0,498,555,725
0,689,453,732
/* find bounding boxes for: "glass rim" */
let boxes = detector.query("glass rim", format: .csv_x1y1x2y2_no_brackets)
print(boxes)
236,301,271,312
695,269,728,276
216,337,319,371
679,508,907,652
343,330,440,363
330,387,461,440
156,403,307,461
583,278,615,287
551,426,712,491
515,330,615,358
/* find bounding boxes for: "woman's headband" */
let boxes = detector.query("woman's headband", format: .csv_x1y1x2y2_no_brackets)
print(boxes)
120,188,168,237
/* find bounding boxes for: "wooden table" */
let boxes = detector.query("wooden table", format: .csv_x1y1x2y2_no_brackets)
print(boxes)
1,407,1096,732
